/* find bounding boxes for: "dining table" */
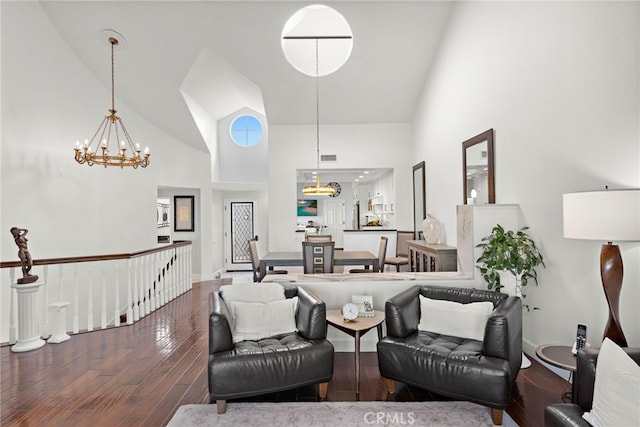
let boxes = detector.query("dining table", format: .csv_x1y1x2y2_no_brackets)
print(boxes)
259,250,378,281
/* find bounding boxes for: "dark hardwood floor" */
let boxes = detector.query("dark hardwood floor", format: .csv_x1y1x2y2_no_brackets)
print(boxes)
1,279,568,426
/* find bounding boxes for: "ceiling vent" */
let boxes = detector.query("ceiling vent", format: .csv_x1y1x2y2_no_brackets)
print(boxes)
481,151,487,158
321,154,337,162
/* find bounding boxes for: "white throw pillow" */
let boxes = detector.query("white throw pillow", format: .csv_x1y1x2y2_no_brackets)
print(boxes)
220,282,285,303
582,338,640,427
418,296,494,341
227,297,298,343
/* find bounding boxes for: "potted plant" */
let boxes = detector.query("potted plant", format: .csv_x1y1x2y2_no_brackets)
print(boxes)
476,224,545,369
476,224,545,312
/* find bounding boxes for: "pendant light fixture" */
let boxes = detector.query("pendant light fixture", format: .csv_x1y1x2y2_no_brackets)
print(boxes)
281,5,353,197
302,39,335,196
74,31,149,169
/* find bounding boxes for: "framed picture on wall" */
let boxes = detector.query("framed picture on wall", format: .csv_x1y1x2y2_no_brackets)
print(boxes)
174,196,195,232
297,199,318,216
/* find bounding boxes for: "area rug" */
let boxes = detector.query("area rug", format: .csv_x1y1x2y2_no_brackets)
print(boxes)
167,401,519,426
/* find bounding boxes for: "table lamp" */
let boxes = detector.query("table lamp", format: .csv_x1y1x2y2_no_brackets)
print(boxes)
563,188,640,347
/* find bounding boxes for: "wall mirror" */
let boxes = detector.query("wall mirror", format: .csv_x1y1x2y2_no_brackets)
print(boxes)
462,129,495,205
412,161,426,239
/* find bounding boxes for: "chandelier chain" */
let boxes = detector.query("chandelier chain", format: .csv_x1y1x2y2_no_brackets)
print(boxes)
110,37,116,114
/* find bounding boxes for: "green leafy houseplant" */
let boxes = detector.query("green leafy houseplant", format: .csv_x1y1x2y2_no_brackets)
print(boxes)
476,224,545,311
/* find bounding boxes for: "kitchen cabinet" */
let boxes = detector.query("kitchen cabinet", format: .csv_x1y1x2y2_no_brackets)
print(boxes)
354,170,395,228
408,240,457,272
366,195,394,227
367,195,384,214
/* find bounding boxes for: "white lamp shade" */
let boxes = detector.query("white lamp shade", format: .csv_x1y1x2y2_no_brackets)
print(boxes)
563,189,640,241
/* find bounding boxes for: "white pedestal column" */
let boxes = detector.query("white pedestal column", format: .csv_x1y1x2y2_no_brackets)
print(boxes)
47,302,71,343
11,281,46,352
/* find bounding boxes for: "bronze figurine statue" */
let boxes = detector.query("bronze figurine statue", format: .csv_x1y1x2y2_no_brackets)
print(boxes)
10,227,38,284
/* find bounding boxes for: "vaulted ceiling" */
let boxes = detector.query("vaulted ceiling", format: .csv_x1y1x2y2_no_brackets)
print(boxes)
41,1,454,151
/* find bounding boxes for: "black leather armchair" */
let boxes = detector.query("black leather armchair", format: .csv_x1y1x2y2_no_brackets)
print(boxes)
544,347,640,427
377,285,522,425
208,285,334,414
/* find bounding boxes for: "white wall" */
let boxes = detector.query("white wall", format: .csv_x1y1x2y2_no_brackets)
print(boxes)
413,1,640,349
210,189,225,275
1,2,214,278
218,109,269,184
268,123,414,251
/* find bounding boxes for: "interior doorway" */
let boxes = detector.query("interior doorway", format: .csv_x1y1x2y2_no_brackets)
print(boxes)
223,199,258,271
321,198,345,248
156,198,171,243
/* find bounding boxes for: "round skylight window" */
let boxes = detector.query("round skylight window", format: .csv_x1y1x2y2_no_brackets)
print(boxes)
230,115,263,147
281,4,353,77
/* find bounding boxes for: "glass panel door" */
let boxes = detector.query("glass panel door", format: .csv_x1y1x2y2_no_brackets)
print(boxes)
230,202,254,264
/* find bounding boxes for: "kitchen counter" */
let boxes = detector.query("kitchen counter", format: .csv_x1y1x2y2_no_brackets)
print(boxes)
295,227,324,233
343,229,397,254
345,228,397,232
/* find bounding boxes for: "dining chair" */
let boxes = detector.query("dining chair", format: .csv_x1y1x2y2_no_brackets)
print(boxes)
302,241,335,274
386,231,413,272
249,238,288,282
305,234,332,242
350,236,388,273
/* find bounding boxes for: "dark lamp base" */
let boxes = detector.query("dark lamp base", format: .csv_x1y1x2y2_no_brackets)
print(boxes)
600,243,628,347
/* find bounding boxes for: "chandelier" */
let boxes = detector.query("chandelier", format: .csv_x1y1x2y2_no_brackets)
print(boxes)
74,32,149,169
303,176,335,196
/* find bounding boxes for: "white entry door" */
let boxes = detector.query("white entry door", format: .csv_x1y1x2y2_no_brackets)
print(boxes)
321,199,345,248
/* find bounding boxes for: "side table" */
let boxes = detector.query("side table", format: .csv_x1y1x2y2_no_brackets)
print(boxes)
535,344,576,402
326,309,385,400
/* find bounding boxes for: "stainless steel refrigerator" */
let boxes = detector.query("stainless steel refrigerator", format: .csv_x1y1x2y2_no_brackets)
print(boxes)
352,201,360,230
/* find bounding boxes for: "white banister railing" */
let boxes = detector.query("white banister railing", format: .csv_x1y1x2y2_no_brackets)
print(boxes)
0,241,192,345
